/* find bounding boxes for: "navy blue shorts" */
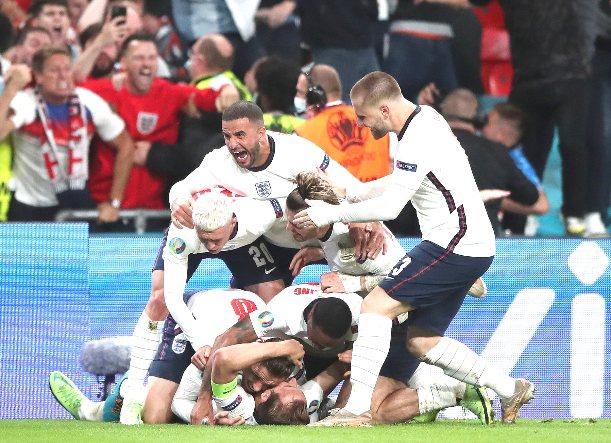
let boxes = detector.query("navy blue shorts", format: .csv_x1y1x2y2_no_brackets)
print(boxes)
380,241,493,336
148,314,194,384
380,322,420,384
152,228,295,288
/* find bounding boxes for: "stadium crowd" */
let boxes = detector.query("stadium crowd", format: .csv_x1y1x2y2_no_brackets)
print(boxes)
0,0,605,428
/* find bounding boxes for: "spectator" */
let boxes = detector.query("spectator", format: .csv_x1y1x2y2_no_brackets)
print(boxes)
483,102,549,236
141,0,184,80
0,12,13,72
255,0,301,63
294,63,392,183
75,2,174,80
7,26,52,67
430,0,598,236
254,55,304,133
28,0,75,51
171,0,265,80
440,88,539,235
297,0,380,103
83,32,239,224
584,0,611,238
0,46,134,223
73,19,126,82
142,34,250,187
383,1,460,101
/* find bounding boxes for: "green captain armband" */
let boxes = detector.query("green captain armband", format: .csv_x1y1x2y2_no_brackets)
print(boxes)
211,378,238,398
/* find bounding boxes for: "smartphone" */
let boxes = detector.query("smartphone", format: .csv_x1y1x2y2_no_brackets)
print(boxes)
110,5,127,20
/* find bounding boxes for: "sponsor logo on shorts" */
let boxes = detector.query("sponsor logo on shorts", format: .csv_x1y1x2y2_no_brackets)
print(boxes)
223,395,243,411
258,311,274,328
169,237,186,254
396,160,417,172
264,267,277,275
255,181,272,197
308,399,320,415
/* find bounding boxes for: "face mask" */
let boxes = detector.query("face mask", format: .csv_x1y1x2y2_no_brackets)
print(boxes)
294,96,306,115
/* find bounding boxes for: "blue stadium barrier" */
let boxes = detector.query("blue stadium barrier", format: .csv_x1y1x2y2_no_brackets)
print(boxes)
0,223,609,420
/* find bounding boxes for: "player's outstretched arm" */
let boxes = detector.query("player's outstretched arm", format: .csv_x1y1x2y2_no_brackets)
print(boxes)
191,317,259,425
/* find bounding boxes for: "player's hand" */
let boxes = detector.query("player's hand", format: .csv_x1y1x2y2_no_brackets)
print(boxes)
320,271,345,293
97,201,119,223
283,339,305,367
171,197,195,229
349,222,387,262
480,189,510,202
215,84,240,111
338,349,352,377
191,393,215,425
214,411,245,426
191,345,212,370
293,200,336,228
289,246,324,276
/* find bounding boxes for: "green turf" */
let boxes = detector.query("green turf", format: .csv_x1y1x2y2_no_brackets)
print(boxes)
1,419,611,443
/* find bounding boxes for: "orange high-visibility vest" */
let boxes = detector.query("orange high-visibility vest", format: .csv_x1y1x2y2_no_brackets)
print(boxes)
295,104,391,182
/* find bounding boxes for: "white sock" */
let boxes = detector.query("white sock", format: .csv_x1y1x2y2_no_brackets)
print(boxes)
409,363,466,399
344,313,392,415
423,337,516,398
124,311,163,396
417,384,459,414
78,399,104,421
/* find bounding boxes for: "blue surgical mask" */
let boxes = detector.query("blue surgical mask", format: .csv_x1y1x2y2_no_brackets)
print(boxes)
294,96,306,115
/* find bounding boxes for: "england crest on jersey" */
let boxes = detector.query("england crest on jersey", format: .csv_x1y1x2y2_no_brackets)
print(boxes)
255,181,272,197
136,112,159,135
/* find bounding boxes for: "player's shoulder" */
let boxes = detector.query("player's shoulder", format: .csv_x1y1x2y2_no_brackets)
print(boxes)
165,225,199,254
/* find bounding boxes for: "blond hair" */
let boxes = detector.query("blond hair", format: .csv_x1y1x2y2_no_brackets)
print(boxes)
192,191,234,232
286,171,341,212
350,71,402,106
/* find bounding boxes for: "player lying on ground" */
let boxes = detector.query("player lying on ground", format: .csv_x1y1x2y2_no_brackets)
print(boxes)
49,338,307,425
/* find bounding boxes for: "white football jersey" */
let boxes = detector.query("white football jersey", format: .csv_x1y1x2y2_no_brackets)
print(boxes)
9,87,124,206
173,364,257,425
168,131,361,247
300,380,324,424
170,287,265,353
249,283,362,358
321,222,406,278
163,198,281,350
390,106,495,257
337,106,495,258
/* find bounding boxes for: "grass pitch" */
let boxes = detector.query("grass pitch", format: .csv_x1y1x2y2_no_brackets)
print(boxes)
1,419,610,443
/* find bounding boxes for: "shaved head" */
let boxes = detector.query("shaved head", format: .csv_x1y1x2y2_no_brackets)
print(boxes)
194,33,235,72
310,64,342,100
350,71,402,107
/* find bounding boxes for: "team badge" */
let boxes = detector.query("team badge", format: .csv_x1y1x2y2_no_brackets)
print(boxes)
308,399,320,415
338,238,355,263
255,181,272,197
258,311,274,328
172,334,187,354
169,237,186,254
136,112,159,135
